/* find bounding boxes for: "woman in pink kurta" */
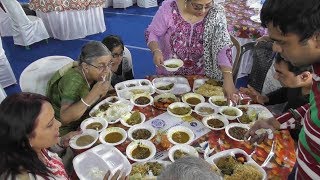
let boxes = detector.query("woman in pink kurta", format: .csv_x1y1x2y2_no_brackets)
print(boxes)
145,0,237,98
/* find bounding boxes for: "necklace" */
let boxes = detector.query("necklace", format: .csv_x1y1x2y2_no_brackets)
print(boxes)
81,68,90,88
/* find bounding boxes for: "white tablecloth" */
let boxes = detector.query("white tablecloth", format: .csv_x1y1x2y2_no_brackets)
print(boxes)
0,36,16,88
36,7,106,40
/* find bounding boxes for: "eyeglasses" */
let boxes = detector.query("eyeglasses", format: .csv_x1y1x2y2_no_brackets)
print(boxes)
112,51,124,58
190,1,213,11
86,61,113,71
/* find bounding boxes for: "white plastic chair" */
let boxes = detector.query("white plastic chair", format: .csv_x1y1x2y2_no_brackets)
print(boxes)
137,0,157,8
104,0,113,7
0,4,13,37
0,84,6,103
113,0,133,8
19,56,74,95
0,0,49,47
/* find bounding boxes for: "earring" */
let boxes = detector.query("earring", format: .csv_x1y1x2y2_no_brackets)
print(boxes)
185,0,187,8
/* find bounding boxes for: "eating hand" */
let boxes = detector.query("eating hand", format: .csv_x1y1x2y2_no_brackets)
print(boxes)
239,85,268,104
103,170,128,180
244,117,280,144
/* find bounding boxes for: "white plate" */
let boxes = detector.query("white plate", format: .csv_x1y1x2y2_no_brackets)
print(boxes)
130,93,154,107
115,79,155,99
167,102,192,117
166,125,195,145
206,148,267,180
73,144,132,180
90,99,134,124
208,96,229,108
80,117,108,132
153,81,175,94
120,111,146,128
194,102,217,116
193,78,224,97
181,92,205,107
168,144,199,162
104,96,120,104
152,77,191,95
128,124,156,141
69,130,99,150
225,123,250,142
202,114,229,131
219,106,243,120
163,59,184,72
126,140,157,162
99,127,127,146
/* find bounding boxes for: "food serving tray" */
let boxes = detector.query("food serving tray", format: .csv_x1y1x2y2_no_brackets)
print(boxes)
237,104,273,120
73,144,132,180
115,79,155,99
193,78,224,97
206,148,267,180
152,76,191,95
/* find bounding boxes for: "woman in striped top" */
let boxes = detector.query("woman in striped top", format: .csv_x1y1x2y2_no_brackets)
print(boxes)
244,0,320,179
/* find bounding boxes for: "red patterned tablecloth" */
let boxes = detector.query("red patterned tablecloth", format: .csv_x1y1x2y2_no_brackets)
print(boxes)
224,0,267,39
29,0,105,13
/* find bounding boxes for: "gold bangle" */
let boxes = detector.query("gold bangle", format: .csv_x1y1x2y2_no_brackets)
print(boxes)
222,70,232,74
152,48,162,54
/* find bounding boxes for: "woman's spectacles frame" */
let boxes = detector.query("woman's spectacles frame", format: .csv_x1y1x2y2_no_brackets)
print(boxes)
190,1,213,11
86,61,113,71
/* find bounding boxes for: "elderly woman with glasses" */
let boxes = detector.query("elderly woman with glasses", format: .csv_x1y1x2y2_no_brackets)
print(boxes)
46,41,113,136
102,35,134,87
145,0,236,99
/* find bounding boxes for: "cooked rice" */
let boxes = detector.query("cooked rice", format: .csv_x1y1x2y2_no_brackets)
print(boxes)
195,84,223,97
224,164,263,180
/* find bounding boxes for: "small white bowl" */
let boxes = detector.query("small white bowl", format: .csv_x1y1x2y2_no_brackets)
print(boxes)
168,144,199,162
104,96,120,104
128,124,156,141
163,59,184,72
80,117,108,132
69,130,99,150
166,126,194,145
209,96,229,107
153,93,179,110
99,127,127,146
153,81,175,94
181,93,205,107
130,93,154,107
120,111,146,128
194,102,216,116
167,102,192,117
225,123,250,142
202,114,229,131
126,140,156,162
219,106,243,120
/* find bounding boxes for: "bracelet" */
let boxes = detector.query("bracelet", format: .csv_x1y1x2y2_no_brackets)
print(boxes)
81,98,90,107
152,48,162,54
222,70,233,74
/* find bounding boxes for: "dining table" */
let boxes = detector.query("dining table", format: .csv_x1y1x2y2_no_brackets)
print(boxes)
72,75,296,180
223,0,267,79
29,0,106,40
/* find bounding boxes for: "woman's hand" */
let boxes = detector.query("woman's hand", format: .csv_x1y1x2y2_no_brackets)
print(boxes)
59,131,81,147
103,170,128,180
223,80,238,102
153,50,164,67
91,79,111,99
239,85,268,104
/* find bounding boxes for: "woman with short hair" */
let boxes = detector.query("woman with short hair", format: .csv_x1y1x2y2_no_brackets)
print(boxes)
46,41,113,136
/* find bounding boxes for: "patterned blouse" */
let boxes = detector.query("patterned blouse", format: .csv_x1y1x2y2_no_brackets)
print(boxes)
145,0,232,77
